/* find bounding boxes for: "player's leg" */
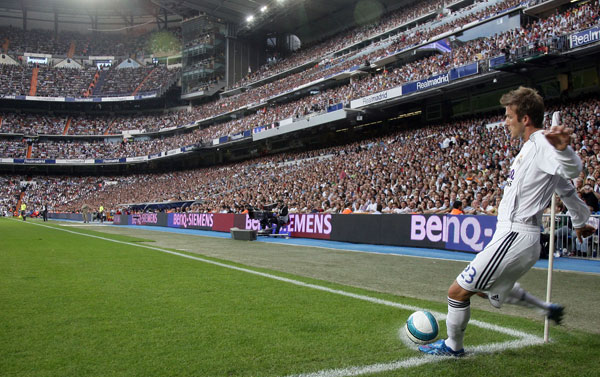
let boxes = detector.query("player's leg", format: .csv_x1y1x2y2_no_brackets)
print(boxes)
421,229,521,356
445,281,475,352
485,231,564,323
502,282,546,308
418,281,473,356
451,230,521,348
496,282,564,324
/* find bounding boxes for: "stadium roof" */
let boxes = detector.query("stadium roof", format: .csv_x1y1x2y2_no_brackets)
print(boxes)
150,0,260,21
2,0,422,42
152,0,417,42
2,0,159,17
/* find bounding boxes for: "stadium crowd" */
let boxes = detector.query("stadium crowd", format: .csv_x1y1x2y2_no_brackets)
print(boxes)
0,1,598,265
222,0,596,115
0,140,24,158
0,0,595,106
2,95,599,221
0,0,597,161
0,64,32,97
226,0,448,90
0,110,195,136
0,63,179,98
25,134,198,160
35,66,98,98
101,66,178,96
0,0,552,102
227,0,523,91
0,112,66,135
0,25,181,58
154,0,599,137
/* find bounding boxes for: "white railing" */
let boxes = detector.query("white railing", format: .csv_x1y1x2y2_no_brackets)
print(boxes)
542,214,600,260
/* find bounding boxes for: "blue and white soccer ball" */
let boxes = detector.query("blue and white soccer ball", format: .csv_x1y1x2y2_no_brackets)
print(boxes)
405,310,439,344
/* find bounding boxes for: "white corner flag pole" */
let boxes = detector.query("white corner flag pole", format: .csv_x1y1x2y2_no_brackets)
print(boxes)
544,193,557,343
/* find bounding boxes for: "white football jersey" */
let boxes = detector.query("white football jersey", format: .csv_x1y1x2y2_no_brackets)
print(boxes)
497,130,589,228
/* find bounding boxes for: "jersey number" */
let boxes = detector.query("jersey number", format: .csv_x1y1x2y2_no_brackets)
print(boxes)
461,265,477,284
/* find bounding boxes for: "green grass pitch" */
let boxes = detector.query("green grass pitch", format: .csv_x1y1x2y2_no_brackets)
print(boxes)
1,218,599,376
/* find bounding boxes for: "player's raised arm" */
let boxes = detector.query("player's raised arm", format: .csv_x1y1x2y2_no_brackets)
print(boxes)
536,131,582,179
544,125,572,151
542,115,582,179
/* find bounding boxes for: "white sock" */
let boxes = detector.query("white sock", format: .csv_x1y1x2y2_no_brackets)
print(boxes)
445,297,470,351
503,283,550,310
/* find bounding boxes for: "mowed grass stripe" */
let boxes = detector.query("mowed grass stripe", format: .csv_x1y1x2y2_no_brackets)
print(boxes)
0,219,523,376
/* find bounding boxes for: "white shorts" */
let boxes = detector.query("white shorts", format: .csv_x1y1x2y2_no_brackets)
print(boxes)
456,223,540,307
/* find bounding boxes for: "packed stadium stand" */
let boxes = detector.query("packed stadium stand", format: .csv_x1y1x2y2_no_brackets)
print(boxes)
0,64,180,98
5,6,600,377
0,25,182,58
2,93,599,215
1,0,597,140
1,0,599,231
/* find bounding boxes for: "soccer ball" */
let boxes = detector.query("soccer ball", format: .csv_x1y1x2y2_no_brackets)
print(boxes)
405,310,439,344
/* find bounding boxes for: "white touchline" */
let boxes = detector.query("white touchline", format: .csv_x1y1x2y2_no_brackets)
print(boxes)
21,220,545,377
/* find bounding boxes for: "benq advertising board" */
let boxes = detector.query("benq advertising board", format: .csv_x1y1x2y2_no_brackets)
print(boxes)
114,212,496,253
332,214,496,253
167,213,245,231
169,212,214,230
408,214,496,252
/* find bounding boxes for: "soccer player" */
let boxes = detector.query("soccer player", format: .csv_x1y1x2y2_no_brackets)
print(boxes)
419,87,596,357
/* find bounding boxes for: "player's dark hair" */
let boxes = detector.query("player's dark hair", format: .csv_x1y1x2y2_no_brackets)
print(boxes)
500,86,545,128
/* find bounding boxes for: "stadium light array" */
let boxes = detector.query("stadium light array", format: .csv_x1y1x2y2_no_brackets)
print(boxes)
245,3,274,28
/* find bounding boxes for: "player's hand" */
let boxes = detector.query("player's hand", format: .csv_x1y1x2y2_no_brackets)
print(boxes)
543,125,573,151
575,224,596,242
